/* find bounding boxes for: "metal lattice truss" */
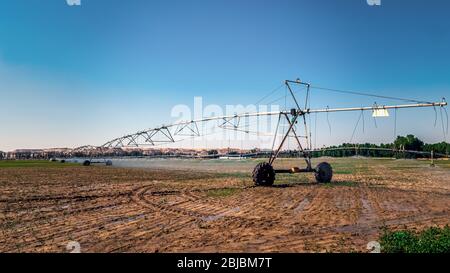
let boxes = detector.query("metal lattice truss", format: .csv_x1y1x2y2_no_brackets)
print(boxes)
100,104,447,150
103,126,176,148
75,79,447,152
71,145,101,153
219,116,241,130
70,145,107,157
101,113,277,149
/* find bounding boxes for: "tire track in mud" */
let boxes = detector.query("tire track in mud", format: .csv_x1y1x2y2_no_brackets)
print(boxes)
127,183,326,253
290,186,319,215
201,185,450,252
29,186,201,252
224,187,334,252
0,204,153,251
1,185,158,252
134,186,222,218
0,191,133,204
3,163,449,253
3,184,213,252
0,190,136,227
0,194,134,229
333,210,450,234
218,210,450,253
130,185,282,228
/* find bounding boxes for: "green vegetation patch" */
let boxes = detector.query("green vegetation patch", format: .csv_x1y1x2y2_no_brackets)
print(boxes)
272,174,311,185
0,160,78,168
380,226,450,253
435,160,450,168
216,172,251,179
206,188,240,198
321,181,358,188
333,169,354,174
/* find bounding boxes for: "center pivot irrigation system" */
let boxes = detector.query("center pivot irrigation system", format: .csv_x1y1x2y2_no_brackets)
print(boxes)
77,79,447,186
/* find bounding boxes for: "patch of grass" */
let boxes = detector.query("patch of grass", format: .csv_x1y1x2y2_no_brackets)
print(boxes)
380,226,450,253
273,174,310,185
335,181,358,187
389,166,420,170
216,172,251,179
327,161,369,175
321,181,358,188
435,160,450,168
206,188,240,198
333,169,354,175
0,160,78,168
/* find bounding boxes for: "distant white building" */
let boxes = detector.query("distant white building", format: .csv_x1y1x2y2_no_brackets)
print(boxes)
7,149,45,159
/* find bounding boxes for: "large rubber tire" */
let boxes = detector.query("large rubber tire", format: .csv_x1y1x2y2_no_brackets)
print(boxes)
252,162,275,186
315,162,333,183
105,160,113,166
83,160,91,166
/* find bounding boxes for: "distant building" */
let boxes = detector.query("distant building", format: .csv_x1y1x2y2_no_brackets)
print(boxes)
7,149,45,159
44,148,73,158
1,146,257,159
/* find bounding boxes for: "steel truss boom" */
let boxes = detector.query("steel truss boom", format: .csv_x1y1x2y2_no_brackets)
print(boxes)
101,100,447,149
77,78,448,186
100,78,446,152
306,101,447,114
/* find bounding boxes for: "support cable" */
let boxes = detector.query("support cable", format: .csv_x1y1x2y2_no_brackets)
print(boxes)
440,106,448,141
433,106,438,127
254,83,285,106
326,106,332,135
270,114,282,158
350,111,363,143
362,109,365,134
314,113,318,150
394,108,397,138
311,86,431,104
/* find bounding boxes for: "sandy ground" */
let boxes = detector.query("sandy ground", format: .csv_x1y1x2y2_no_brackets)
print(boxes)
0,158,449,253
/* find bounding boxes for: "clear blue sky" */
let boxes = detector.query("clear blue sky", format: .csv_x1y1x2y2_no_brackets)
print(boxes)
0,0,449,151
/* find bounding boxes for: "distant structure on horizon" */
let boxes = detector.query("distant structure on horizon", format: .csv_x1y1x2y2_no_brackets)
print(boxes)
0,147,265,160
2,148,72,160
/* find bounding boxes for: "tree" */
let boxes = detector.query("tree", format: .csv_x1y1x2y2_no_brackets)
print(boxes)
424,142,450,155
208,149,218,155
394,134,424,151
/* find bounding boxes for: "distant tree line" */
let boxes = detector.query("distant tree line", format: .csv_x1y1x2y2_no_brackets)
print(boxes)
306,135,449,159
2,134,447,160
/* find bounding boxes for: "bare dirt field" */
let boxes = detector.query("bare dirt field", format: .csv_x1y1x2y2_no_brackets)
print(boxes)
0,158,449,253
